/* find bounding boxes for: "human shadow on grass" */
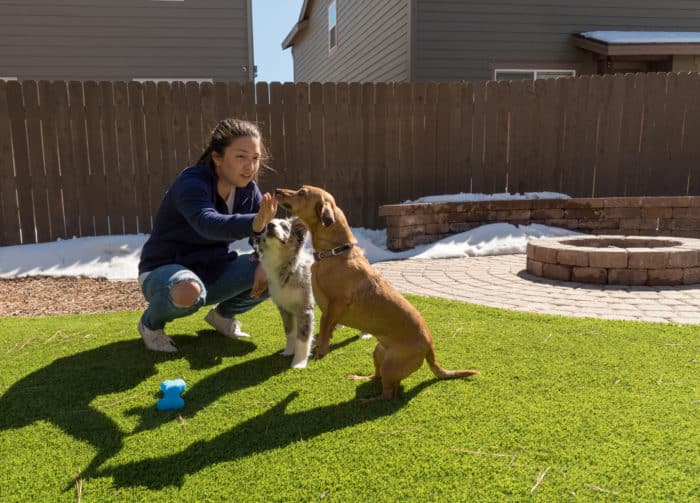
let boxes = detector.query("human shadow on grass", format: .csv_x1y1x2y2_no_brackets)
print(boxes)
125,332,362,435
0,329,256,483
98,378,437,490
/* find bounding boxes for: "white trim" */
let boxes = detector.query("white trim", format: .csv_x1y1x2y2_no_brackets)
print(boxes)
494,68,577,81
0,77,18,81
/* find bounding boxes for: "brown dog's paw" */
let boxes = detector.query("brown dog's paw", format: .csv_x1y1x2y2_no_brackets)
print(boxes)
314,345,329,359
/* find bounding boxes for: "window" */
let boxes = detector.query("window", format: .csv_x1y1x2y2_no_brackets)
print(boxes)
328,1,337,52
494,69,576,81
132,78,213,84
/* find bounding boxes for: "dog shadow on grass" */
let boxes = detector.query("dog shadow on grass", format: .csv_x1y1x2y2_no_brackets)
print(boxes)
124,332,362,435
98,378,436,490
0,328,286,482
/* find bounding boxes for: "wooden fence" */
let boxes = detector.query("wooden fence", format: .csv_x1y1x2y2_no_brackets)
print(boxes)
1,73,700,246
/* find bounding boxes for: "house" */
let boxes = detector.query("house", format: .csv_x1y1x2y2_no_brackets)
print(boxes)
282,0,700,82
0,0,254,82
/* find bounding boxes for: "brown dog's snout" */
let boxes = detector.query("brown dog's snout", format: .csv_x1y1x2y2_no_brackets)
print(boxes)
274,188,287,197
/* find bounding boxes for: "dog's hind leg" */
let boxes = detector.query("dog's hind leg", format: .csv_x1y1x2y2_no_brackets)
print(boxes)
277,306,296,356
348,342,384,381
291,307,314,368
379,351,424,399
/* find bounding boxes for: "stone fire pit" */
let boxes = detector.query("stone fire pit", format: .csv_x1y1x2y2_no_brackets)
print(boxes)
526,235,700,286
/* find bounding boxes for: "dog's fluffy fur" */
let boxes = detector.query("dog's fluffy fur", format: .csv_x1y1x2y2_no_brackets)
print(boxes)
254,218,314,368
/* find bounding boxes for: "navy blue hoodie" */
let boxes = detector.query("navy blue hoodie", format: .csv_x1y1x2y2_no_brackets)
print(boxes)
138,163,262,284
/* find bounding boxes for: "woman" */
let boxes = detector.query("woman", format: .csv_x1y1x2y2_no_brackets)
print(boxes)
137,118,277,352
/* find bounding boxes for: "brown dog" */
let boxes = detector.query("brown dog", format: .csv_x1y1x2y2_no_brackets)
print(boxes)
275,185,479,399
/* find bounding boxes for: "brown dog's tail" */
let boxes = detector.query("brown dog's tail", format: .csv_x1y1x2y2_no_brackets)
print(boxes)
426,347,480,380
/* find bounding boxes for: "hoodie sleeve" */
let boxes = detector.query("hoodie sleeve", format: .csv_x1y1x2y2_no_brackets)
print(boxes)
170,175,257,242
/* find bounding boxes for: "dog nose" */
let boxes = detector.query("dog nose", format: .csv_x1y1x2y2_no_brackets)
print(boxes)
267,222,275,231
274,188,285,197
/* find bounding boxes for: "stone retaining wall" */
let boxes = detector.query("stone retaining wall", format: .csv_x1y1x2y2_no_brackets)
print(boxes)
379,196,700,251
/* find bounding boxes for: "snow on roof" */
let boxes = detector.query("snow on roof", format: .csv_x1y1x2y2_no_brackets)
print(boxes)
579,31,700,44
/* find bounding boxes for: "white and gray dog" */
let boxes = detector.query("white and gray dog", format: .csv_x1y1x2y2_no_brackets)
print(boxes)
253,217,315,368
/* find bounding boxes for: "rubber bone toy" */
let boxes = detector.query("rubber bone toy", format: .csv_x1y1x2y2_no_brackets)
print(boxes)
156,378,186,411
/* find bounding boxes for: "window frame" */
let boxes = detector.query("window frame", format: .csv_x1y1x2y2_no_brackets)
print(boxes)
328,0,337,53
493,68,577,81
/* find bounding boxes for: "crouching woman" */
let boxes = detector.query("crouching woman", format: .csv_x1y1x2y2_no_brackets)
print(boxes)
137,118,277,352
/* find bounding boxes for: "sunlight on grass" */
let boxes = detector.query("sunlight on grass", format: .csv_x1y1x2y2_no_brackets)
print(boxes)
0,297,698,501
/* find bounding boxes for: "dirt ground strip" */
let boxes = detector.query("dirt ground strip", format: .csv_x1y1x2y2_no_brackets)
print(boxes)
0,277,146,317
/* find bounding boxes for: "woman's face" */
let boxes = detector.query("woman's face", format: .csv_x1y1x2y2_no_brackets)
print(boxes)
212,136,261,188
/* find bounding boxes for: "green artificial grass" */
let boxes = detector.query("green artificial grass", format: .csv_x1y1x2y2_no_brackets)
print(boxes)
0,296,698,501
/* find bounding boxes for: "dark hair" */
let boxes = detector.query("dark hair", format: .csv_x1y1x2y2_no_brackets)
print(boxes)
197,118,270,170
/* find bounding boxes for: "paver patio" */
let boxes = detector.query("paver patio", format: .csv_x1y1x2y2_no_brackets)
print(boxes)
373,254,700,324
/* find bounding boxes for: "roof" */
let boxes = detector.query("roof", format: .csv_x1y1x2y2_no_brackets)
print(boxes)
574,31,700,56
282,0,311,49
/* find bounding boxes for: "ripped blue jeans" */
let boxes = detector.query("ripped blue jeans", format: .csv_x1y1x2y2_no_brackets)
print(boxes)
139,252,268,330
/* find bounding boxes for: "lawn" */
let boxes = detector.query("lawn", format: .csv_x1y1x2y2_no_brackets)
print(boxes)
0,296,698,501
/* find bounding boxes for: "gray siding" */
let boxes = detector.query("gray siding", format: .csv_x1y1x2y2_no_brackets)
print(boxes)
292,0,409,82
414,0,700,82
0,0,253,81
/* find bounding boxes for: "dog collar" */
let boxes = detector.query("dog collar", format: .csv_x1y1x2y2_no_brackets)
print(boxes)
313,243,355,261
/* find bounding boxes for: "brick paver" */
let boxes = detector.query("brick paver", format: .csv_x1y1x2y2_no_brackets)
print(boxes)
373,254,700,324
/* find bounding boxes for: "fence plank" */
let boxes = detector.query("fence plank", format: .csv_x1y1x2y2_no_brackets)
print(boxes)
68,82,89,237
39,81,66,241
157,82,177,184
256,82,277,192
457,82,475,193
535,78,561,193
113,81,138,234
170,82,190,172
384,83,401,204
320,83,337,197
99,81,120,234
617,74,645,196
362,82,378,227
594,75,625,197
243,82,257,122
185,82,204,166
471,81,487,193
295,82,311,191
372,83,388,220
309,82,324,191
0,81,21,246
422,83,438,197
397,83,412,201
143,82,164,222
345,82,363,224
52,81,80,238
83,82,106,235
127,82,150,233
268,82,286,189
282,82,298,193
334,83,350,204
21,81,46,243
200,82,217,146
639,73,670,196
434,83,451,196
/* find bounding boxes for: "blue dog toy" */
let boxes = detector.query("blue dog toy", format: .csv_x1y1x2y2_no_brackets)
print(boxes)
157,378,186,411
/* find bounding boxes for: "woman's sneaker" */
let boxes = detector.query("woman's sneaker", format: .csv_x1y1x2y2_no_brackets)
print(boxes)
204,308,250,338
138,320,178,352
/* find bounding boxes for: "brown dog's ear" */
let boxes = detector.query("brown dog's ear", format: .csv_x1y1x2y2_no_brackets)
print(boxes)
316,200,335,227
290,217,308,243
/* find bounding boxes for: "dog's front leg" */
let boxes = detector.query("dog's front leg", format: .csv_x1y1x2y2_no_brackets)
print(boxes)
316,301,346,358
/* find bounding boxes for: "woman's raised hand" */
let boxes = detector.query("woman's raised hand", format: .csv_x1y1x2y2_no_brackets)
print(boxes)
252,192,278,233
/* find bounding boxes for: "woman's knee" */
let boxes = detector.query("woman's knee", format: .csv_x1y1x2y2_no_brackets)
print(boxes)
170,280,202,308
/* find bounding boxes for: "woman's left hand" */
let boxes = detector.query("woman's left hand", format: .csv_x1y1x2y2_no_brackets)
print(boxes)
250,263,268,298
